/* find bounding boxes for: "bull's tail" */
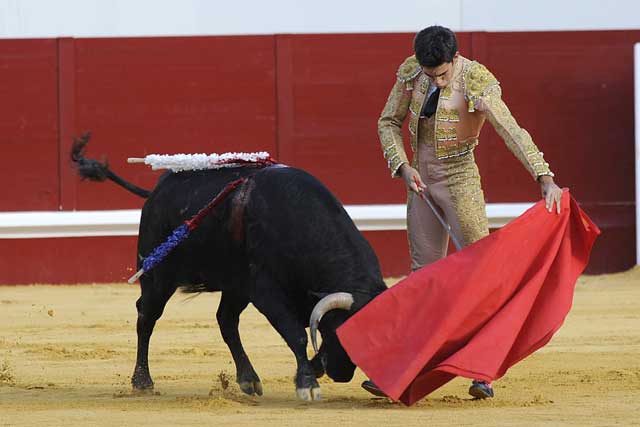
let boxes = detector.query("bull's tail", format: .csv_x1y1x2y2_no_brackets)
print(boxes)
71,132,151,199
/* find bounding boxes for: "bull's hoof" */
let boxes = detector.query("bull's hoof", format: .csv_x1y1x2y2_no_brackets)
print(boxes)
295,370,320,401
131,376,154,390
131,380,154,392
239,380,263,396
131,369,154,391
237,369,262,396
296,386,321,401
131,386,156,395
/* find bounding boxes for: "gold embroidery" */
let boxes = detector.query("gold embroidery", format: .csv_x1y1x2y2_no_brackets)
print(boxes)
378,78,411,176
464,62,499,103
463,61,499,114
420,78,429,93
436,127,457,142
380,55,552,181
409,118,417,135
436,139,478,159
427,57,486,160
409,98,423,116
436,108,460,122
396,55,421,83
440,86,452,99
445,155,489,245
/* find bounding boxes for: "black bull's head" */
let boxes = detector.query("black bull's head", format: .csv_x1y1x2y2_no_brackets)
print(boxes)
309,292,360,382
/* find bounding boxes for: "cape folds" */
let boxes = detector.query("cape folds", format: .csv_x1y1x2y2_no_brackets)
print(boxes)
336,191,599,406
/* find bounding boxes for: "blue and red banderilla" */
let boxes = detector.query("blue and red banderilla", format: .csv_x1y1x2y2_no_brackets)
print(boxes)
128,177,248,284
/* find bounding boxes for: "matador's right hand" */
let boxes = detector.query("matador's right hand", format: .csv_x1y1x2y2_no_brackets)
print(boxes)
399,164,427,193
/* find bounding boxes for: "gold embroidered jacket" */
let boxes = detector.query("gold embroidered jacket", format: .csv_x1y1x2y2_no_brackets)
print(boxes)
378,55,553,180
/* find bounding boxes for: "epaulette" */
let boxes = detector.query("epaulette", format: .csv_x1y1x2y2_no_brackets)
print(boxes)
396,55,421,83
463,61,499,111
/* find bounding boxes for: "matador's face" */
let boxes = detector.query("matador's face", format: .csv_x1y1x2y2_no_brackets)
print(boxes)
421,52,459,89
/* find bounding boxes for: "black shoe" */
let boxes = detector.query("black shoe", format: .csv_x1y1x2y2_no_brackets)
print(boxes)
361,380,387,397
468,380,494,399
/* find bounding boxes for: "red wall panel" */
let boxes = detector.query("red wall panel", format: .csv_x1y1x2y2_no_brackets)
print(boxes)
474,30,639,204
69,35,277,210
0,39,59,211
0,233,408,284
363,230,410,277
0,236,138,284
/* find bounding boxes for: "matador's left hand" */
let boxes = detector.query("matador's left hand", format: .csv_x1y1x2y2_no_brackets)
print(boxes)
538,175,563,214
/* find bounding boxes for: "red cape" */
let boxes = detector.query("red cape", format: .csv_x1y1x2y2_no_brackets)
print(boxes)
336,191,599,406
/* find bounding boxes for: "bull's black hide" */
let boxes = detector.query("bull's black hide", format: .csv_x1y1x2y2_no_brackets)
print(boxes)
72,136,387,401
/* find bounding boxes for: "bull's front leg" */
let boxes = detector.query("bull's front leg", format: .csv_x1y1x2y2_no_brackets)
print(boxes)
251,274,320,401
216,291,262,396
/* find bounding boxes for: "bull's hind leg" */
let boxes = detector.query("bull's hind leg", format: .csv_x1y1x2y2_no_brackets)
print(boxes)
217,291,262,396
250,274,321,401
131,275,176,391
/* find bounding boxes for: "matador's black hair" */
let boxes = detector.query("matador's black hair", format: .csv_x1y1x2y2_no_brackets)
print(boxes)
414,26,458,67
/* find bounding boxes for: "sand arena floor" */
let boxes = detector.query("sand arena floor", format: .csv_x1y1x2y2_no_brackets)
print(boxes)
1,268,639,426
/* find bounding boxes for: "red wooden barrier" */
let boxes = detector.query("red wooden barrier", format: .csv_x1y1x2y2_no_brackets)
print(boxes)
0,31,637,283
0,39,59,211
70,35,278,210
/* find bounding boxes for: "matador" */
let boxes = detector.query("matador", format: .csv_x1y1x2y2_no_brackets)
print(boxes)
379,28,562,272
365,25,563,400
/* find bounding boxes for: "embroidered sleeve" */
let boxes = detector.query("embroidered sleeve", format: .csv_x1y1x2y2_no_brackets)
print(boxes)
396,55,421,86
469,63,554,180
377,56,417,177
464,61,500,113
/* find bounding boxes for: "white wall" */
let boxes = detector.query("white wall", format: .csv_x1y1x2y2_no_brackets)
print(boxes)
0,0,638,39
461,0,640,32
0,203,534,239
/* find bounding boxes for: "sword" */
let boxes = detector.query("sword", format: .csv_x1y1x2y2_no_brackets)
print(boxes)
413,177,463,251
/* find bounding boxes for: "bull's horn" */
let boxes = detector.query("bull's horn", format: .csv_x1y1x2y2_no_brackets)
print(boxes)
309,292,354,354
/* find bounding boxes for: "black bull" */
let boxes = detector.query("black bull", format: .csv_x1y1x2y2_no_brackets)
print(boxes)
72,143,387,401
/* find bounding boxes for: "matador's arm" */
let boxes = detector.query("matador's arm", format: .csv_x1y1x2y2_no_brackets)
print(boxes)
377,56,419,177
